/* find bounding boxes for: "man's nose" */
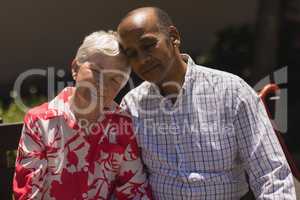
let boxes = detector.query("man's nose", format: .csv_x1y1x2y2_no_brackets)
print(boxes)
138,51,151,65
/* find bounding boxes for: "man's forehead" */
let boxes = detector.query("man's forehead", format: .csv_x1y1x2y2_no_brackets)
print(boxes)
118,11,159,38
129,12,148,28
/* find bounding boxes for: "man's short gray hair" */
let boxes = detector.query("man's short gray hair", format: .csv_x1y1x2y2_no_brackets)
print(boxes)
75,31,121,63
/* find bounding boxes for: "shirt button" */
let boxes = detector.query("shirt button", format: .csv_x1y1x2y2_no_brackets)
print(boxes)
83,166,89,172
188,172,204,182
82,193,88,198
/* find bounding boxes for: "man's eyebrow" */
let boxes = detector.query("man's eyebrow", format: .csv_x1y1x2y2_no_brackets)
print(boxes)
123,47,134,54
119,44,132,54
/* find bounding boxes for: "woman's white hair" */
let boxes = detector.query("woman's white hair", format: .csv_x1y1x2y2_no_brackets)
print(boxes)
75,30,121,63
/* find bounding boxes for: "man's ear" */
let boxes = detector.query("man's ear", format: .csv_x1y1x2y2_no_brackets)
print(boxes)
71,59,79,80
168,26,181,47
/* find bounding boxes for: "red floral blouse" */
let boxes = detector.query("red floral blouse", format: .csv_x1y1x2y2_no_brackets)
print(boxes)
13,87,152,200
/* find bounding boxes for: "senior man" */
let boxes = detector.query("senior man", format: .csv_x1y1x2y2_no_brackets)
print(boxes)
118,7,296,199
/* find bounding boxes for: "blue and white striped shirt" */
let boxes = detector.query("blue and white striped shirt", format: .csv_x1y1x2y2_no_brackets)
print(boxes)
121,55,296,199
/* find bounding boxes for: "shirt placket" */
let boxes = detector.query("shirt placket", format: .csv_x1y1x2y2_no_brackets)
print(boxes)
164,97,183,175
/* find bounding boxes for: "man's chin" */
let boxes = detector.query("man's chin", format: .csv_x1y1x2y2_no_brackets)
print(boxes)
139,74,162,84
147,77,164,86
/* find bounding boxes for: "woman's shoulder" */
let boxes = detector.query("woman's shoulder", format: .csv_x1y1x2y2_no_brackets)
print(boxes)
24,102,61,123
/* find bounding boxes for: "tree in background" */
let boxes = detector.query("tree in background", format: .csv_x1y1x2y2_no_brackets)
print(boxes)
197,0,300,155
196,24,255,84
251,0,282,85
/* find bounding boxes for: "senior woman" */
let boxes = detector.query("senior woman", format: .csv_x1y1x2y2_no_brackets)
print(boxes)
13,31,152,200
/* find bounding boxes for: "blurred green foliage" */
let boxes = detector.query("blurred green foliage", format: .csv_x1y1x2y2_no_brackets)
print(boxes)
196,24,255,83
0,96,46,123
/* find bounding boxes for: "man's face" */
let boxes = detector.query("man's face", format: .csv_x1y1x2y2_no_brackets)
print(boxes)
75,53,129,106
118,12,176,84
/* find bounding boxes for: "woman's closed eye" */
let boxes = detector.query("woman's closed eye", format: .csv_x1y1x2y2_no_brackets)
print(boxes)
90,69,101,79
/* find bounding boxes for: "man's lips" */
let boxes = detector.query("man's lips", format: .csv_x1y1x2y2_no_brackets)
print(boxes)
141,64,159,75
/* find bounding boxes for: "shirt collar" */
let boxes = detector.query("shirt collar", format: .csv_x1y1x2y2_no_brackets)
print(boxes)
181,54,195,91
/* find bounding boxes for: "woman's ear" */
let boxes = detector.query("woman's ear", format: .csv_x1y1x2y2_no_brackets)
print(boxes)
71,59,79,80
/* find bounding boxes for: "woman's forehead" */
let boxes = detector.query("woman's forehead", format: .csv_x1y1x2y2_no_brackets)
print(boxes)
88,53,127,69
81,57,129,79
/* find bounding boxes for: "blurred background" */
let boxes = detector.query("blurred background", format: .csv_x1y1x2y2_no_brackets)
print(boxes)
0,0,299,165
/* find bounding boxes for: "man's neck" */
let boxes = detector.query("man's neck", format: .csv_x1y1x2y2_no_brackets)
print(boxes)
159,57,187,98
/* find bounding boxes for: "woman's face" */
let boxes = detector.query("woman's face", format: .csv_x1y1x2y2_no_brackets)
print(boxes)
74,53,129,107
